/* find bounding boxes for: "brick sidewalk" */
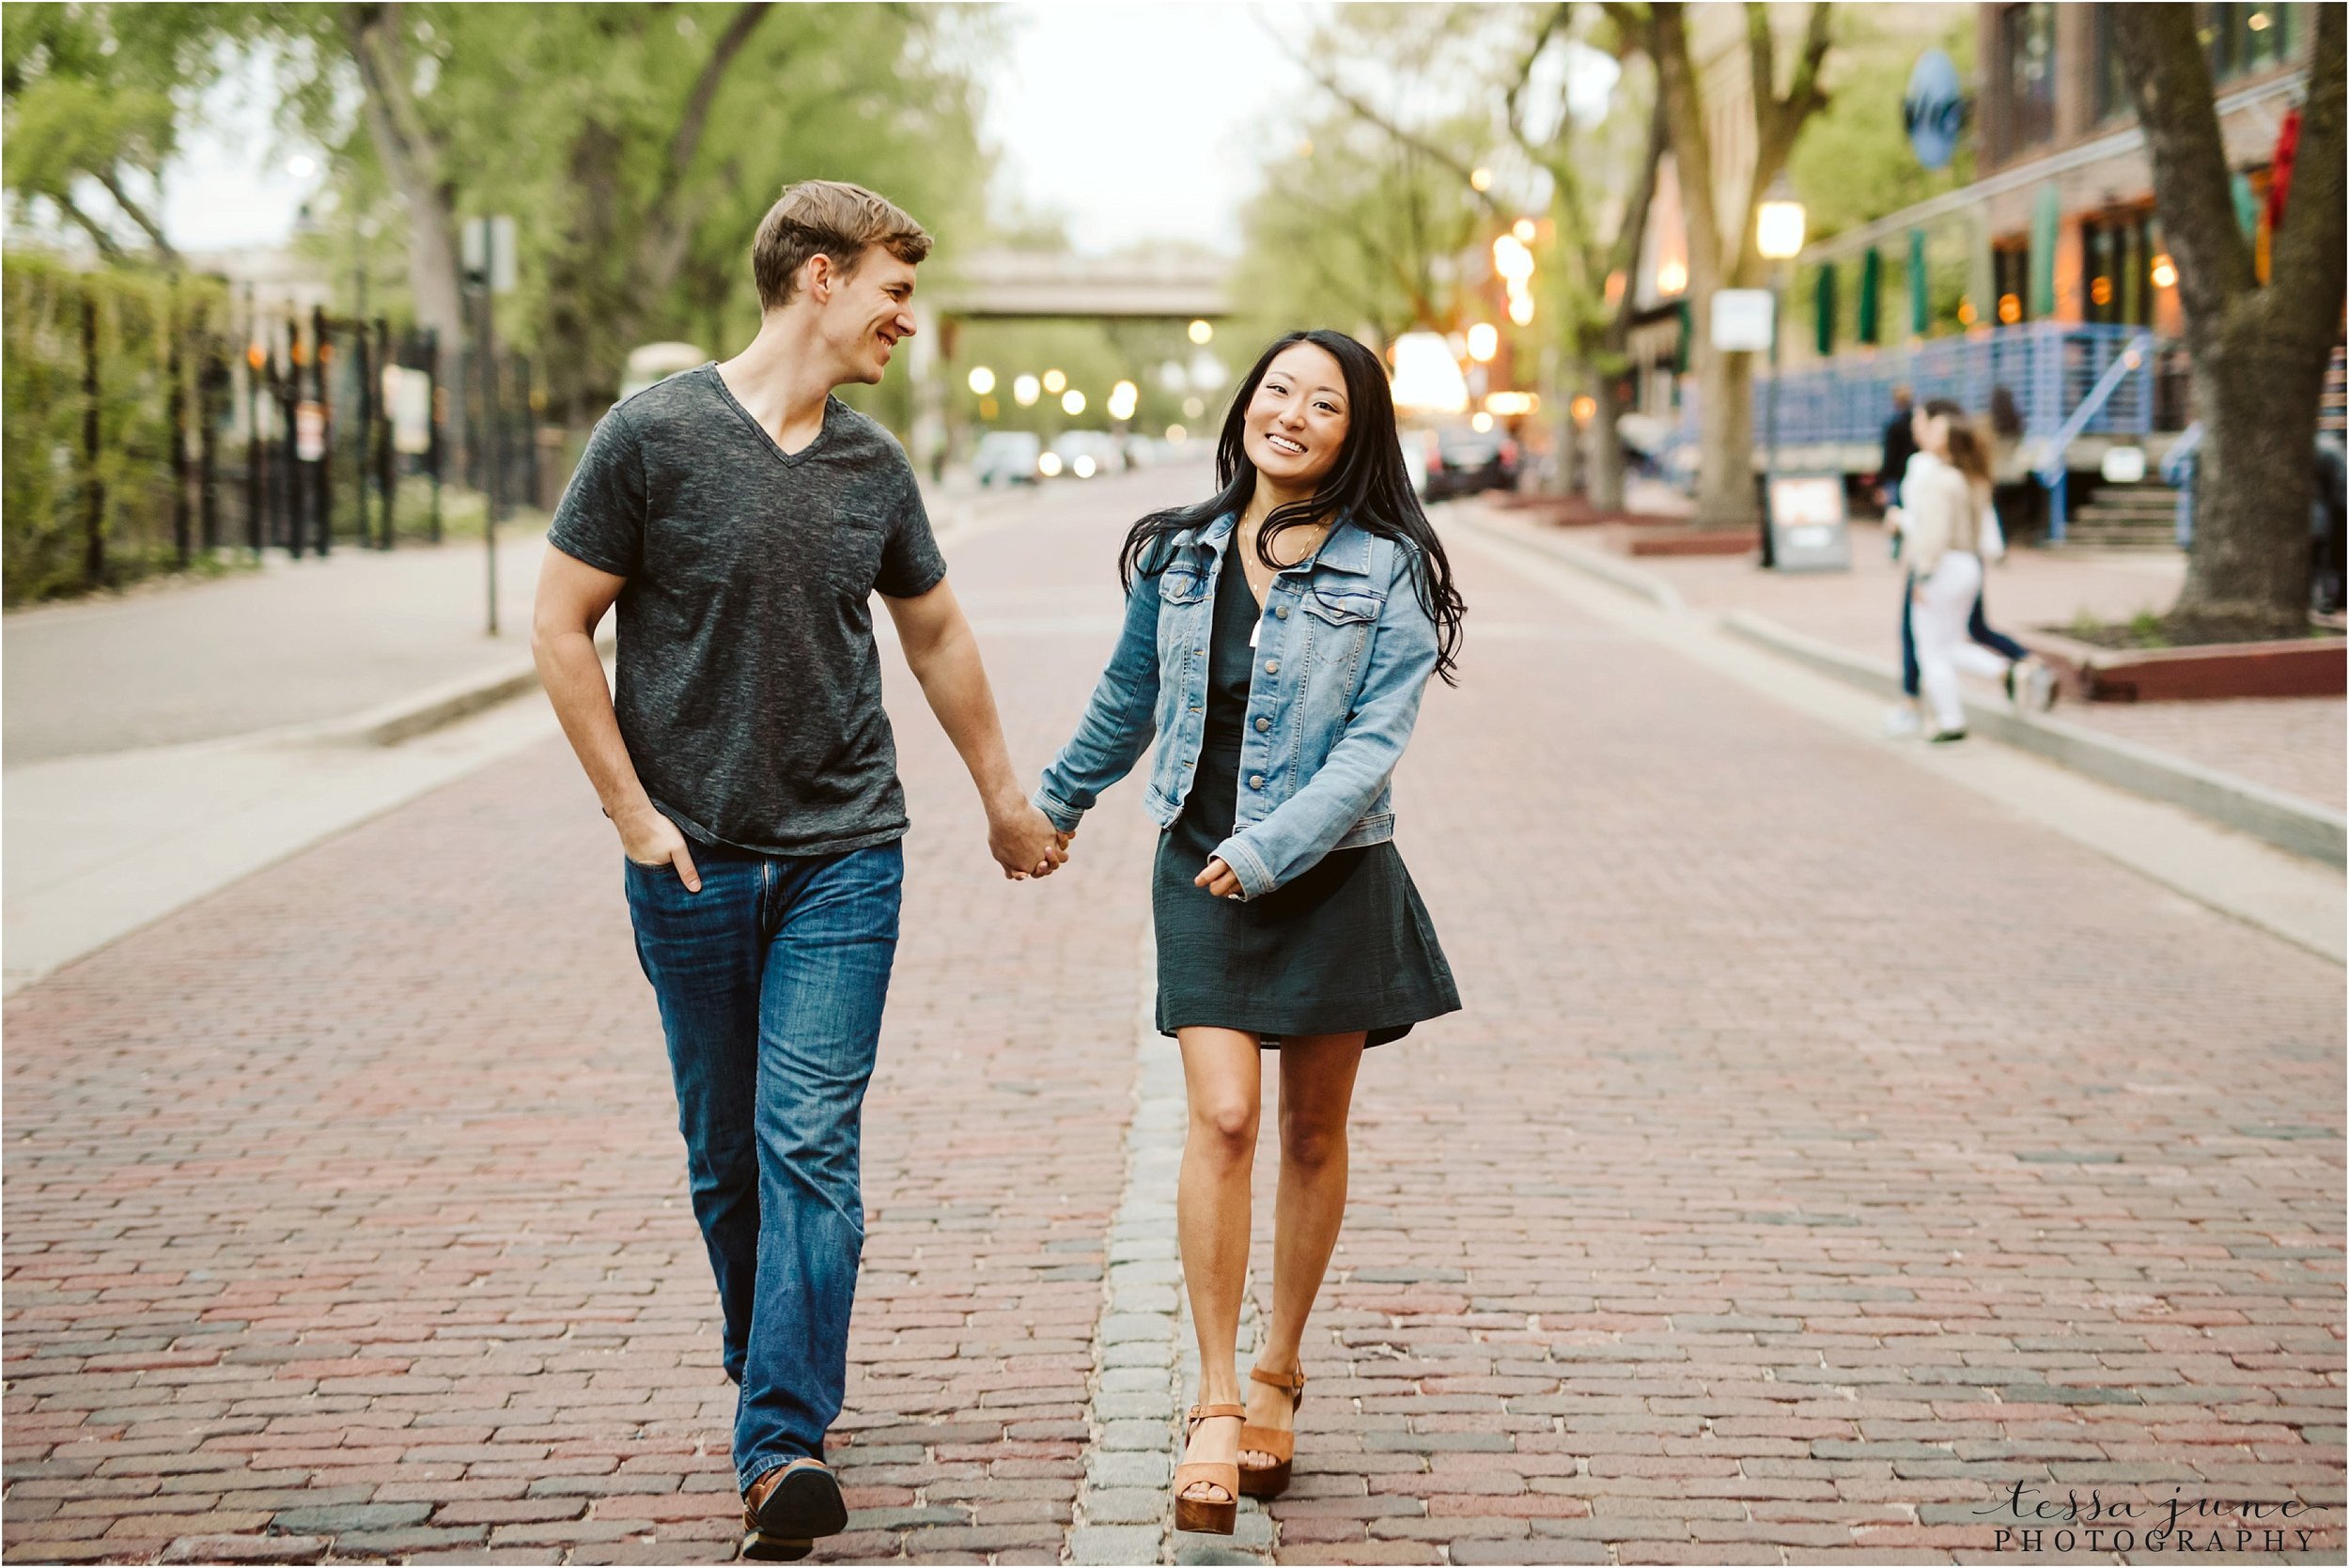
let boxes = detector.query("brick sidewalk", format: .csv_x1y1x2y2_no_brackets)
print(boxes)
1607,520,2345,812
5,500,2342,1564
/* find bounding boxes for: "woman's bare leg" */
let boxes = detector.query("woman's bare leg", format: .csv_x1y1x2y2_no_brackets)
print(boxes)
1175,1027,1262,1504
1241,1031,1365,1467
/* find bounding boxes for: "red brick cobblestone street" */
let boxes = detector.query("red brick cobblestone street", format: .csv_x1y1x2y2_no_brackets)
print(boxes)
6,478,2342,1564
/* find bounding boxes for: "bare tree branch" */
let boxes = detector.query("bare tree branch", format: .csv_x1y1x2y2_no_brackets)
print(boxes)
638,3,776,298
95,168,178,264
1272,26,1510,224
1600,93,1670,358
54,192,127,260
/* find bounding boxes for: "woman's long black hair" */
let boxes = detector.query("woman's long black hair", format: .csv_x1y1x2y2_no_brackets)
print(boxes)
1117,329,1467,685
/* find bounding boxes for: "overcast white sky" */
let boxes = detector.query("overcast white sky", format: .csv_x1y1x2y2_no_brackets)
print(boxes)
148,4,1326,258
984,2,1322,255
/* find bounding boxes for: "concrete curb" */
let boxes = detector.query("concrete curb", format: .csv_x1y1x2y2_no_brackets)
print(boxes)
1720,610,2349,869
1069,928,1273,1566
1457,511,1686,613
303,632,613,749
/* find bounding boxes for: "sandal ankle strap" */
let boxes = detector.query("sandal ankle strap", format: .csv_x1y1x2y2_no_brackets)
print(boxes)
1187,1402,1247,1426
1249,1365,1306,1395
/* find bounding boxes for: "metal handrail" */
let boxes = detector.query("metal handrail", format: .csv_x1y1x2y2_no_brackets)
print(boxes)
2034,330,2154,542
2035,332,2155,487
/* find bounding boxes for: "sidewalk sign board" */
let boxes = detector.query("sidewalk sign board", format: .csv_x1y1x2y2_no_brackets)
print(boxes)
294,401,327,463
1766,474,1851,571
1711,289,1775,352
388,367,433,455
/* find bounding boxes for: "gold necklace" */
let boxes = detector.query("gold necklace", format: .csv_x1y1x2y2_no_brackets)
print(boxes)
1237,518,1327,601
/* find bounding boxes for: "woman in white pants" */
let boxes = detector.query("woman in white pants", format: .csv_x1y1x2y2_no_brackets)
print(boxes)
1900,399,2009,742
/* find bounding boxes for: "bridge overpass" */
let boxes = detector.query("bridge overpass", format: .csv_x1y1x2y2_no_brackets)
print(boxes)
926,249,1234,321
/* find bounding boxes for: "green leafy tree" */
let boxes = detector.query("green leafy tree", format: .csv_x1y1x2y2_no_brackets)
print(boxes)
258,4,994,424
1,4,234,264
1290,4,1665,508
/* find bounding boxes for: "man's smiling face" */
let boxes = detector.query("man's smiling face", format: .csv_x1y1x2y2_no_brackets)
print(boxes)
819,246,919,386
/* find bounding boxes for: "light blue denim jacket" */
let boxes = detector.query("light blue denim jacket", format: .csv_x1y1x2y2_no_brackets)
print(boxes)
1034,511,1439,900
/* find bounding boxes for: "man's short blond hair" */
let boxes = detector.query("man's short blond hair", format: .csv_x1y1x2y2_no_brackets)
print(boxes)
752,180,932,311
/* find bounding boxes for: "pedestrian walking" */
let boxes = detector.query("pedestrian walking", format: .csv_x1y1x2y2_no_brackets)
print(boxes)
1894,399,2016,743
1886,479,2055,737
1033,330,1464,1534
530,179,1066,1562
1876,384,1917,513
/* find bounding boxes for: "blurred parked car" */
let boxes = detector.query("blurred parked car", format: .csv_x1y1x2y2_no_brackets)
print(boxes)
1049,429,1126,480
1405,420,1519,501
618,341,708,403
975,430,1044,487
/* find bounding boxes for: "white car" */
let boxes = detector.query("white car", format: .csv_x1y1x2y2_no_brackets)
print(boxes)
1049,430,1126,480
974,430,1044,487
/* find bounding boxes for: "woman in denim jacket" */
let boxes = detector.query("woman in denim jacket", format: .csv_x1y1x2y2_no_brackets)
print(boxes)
1034,330,1464,1533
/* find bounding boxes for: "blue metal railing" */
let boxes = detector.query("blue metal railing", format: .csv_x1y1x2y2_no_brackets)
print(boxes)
1672,320,2165,460
2032,332,2156,540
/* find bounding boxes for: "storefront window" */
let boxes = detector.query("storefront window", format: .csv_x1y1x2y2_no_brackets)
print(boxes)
2080,212,2158,328
2201,3,2302,81
2001,4,2058,155
1993,245,2032,325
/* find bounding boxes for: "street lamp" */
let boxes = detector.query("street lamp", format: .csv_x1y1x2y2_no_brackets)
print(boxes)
967,365,996,396
1013,374,1040,407
1755,173,1807,569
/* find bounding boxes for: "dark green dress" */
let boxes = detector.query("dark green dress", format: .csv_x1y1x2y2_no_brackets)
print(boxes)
1152,551,1459,1048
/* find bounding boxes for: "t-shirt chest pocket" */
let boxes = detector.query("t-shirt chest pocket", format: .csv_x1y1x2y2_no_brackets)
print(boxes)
824,511,890,596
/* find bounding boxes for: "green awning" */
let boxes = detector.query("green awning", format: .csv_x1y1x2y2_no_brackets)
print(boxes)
2030,183,2059,319
1857,247,1882,345
1813,264,1837,357
1907,227,1930,336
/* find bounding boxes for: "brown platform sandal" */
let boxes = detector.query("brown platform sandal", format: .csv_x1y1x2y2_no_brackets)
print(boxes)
1173,1402,1245,1535
1238,1365,1305,1498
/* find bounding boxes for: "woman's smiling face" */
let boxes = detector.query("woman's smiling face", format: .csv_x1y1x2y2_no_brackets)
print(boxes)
1242,342,1350,492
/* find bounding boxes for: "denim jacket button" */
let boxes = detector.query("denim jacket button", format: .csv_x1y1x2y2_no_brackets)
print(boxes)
1248,775,1265,789
1275,605,1289,619
1264,660,1279,674
1254,716,1270,732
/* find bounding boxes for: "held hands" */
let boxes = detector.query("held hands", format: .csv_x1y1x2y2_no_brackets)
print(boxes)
614,802,702,893
989,797,1071,881
1194,857,1242,899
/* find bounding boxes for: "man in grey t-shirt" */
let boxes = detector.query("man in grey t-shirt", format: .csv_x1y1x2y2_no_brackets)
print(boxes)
533,181,1066,1562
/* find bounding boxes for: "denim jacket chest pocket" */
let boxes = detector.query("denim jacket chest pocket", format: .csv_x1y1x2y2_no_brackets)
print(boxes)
1291,577,1385,706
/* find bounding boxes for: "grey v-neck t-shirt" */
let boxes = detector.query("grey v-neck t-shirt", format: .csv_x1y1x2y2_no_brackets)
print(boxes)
548,365,948,857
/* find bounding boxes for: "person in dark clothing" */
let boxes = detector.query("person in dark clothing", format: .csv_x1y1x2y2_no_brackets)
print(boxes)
1878,385,1918,511
2313,431,2345,615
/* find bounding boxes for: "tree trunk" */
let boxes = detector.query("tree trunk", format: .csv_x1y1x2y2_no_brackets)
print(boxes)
1548,356,1586,498
2112,0,2344,629
1693,330,1759,527
344,8,464,388
2182,320,2329,626
1587,372,1629,513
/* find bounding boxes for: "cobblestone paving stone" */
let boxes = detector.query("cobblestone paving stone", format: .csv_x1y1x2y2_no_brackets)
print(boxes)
2,502,1154,1567
5,487,2342,1566
1236,524,2344,1564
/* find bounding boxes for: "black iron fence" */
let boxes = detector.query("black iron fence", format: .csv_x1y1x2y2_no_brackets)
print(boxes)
3,256,545,607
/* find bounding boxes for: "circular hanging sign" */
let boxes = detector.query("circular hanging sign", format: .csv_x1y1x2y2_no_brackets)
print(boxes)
1904,50,1965,171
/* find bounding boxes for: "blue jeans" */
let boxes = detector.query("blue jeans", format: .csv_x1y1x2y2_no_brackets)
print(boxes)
623,839,904,1492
